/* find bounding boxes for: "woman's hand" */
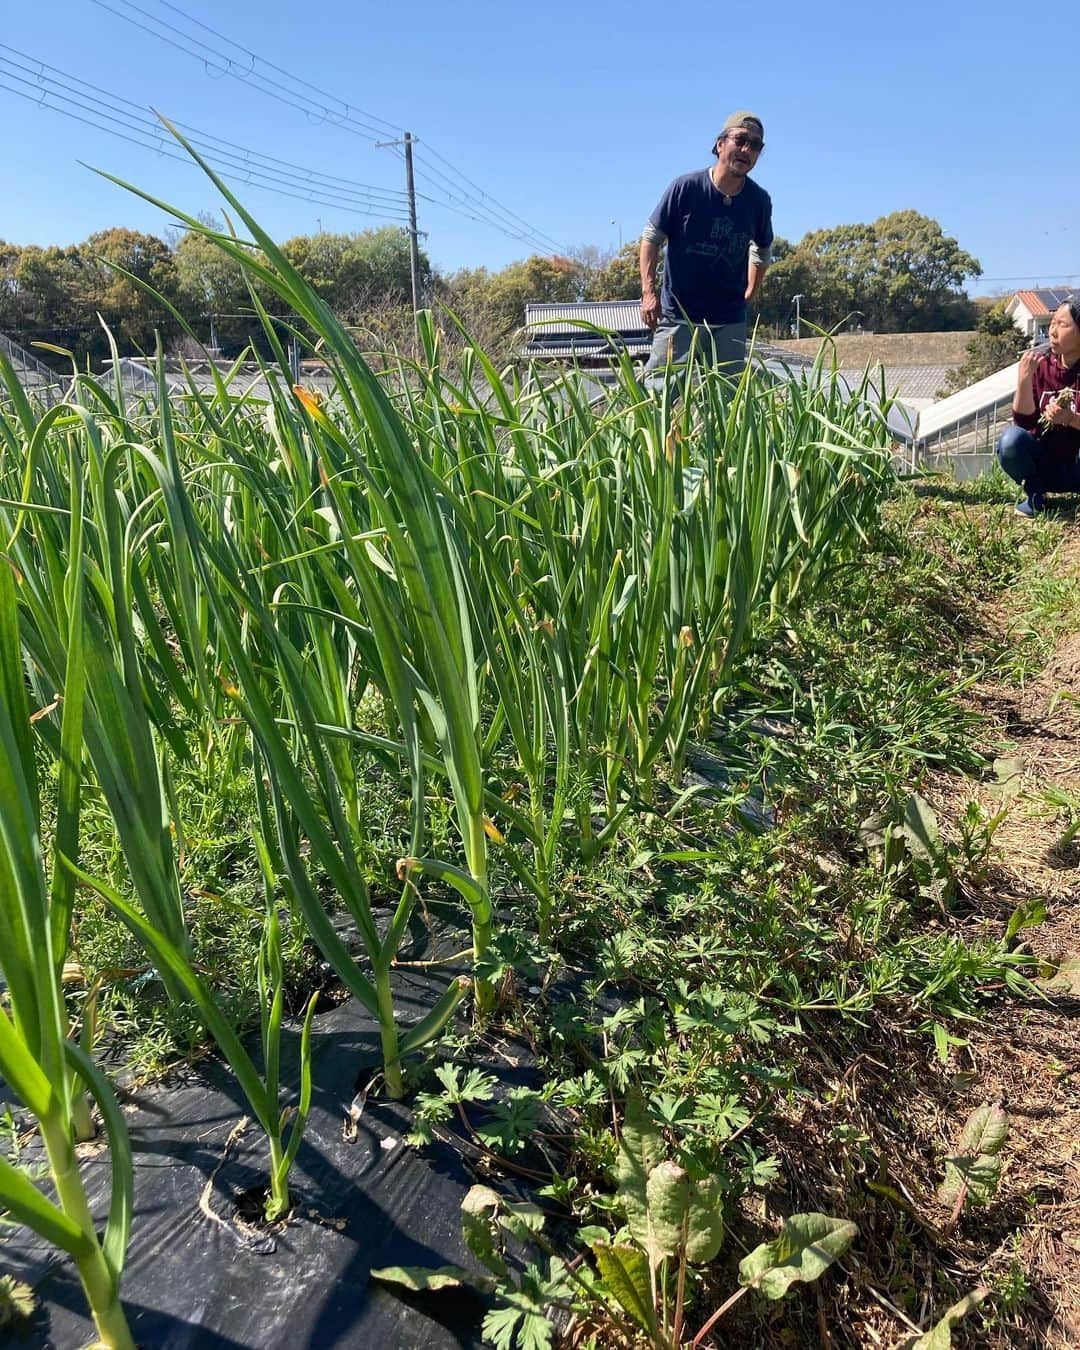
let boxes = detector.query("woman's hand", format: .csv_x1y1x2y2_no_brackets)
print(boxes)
1043,396,1078,428
1018,349,1041,382
1013,349,1041,416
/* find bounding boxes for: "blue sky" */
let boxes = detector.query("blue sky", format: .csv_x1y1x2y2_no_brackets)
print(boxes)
3,0,1076,298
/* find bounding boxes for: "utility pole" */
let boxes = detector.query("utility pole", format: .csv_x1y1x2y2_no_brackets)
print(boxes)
404,132,421,328
377,131,423,342
792,293,805,338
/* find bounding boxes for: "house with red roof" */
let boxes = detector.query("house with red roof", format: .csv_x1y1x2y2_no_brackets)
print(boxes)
1003,288,1075,344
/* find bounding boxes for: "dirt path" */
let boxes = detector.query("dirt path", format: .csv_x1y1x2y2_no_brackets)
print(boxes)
927,525,1080,1346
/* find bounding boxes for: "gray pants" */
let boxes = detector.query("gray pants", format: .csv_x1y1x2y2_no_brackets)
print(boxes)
642,319,747,384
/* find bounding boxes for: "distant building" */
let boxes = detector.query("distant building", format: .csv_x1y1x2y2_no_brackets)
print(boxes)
520,300,651,366
1004,288,1075,344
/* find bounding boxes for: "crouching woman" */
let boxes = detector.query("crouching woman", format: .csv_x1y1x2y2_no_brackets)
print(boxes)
997,295,1080,516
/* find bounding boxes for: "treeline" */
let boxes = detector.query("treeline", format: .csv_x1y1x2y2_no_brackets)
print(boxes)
0,224,427,367
0,221,642,368
761,210,982,335
1,208,980,369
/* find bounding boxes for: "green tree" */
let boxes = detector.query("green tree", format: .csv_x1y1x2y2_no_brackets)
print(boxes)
442,254,579,350
78,228,180,353
175,228,247,315
754,214,980,336
5,244,93,359
281,227,430,355
0,240,21,331
350,226,430,307
174,221,278,354
794,212,979,332
940,303,1026,394
584,242,642,301
869,210,980,329
280,227,428,351
750,237,855,338
437,265,506,353
282,232,374,313
435,255,584,363
487,255,578,328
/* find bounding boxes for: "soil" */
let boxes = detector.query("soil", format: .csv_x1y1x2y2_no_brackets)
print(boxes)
756,506,1080,1348
683,503,1079,1349
923,520,1080,1347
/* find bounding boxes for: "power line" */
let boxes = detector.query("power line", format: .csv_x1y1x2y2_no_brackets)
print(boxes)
0,49,411,224
90,0,401,145
2,47,408,209
0,78,409,223
92,0,565,255
411,150,563,251
153,0,406,141
415,144,564,254
977,274,1078,284
411,173,560,248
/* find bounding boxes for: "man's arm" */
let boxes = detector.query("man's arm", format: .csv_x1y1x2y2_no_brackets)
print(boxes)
640,232,662,331
745,255,768,302
747,194,773,303
745,226,771,303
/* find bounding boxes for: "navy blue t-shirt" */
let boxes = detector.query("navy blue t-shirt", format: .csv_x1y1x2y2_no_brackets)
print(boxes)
648,169,773,325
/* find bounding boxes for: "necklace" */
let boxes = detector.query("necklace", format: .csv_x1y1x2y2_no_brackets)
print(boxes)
709,171,736,207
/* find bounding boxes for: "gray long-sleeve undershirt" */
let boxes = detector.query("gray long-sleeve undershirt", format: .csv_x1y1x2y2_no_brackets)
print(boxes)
641,219,770,267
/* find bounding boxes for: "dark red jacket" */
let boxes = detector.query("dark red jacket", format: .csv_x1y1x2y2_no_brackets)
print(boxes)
1013,352,1080,463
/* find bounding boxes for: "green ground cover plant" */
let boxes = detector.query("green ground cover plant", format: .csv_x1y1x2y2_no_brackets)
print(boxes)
389,481,1067,1345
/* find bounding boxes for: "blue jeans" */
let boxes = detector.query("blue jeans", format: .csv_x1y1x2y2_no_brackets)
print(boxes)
997,424,1080,496
642,319,747,383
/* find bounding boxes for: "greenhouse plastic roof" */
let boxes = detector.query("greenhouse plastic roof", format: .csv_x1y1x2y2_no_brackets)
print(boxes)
915,361,1018,443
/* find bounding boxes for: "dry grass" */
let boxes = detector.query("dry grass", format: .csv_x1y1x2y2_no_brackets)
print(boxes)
716,504,1080,1348
919,521,1080,1346
773,332,978,369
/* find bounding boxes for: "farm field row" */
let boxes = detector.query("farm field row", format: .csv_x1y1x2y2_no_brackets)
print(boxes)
1,176,1077,1349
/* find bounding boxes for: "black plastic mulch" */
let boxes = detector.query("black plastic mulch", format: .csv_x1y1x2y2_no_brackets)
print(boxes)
2,972,495,1349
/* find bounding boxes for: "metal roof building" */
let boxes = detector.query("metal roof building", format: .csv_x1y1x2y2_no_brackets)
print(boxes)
842,364,952,409
522,301,826,372
521,300,652,362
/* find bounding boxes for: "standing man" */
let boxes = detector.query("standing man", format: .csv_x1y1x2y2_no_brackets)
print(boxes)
640,111,773,379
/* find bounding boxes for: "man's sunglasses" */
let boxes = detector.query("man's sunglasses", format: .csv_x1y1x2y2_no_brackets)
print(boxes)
728,133,764,152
